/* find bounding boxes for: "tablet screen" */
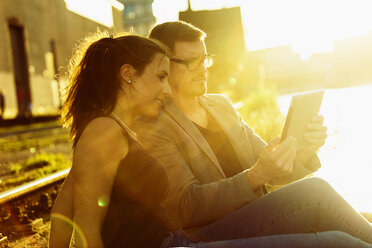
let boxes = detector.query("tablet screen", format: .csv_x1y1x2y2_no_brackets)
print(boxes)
281,90,324,149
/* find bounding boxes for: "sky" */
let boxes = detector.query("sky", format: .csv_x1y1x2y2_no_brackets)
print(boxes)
152,0,372,60
63,0,372,60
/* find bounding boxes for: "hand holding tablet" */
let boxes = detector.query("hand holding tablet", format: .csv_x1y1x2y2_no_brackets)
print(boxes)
281,90,325,150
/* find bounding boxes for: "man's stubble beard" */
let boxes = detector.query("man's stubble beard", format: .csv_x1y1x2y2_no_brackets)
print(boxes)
171,80,207,98
189,80,207,97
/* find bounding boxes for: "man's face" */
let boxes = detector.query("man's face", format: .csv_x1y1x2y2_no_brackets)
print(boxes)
169,40,208,98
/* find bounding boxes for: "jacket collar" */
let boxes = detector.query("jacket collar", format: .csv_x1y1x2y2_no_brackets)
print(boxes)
164,98,226,177
164,94,256,175
199,95,256,168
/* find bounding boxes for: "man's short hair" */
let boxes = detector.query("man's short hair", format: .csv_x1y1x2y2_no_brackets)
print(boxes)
148,21,206,53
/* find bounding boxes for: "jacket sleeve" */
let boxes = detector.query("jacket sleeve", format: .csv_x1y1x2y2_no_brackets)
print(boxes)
219,94,321,185
135,118,258,229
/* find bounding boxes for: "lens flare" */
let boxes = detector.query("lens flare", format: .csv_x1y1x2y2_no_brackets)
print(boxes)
51,213,88,248
98,195,109,207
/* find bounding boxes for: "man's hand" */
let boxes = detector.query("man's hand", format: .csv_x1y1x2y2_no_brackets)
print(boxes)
297,115,327,164
248,136,297,190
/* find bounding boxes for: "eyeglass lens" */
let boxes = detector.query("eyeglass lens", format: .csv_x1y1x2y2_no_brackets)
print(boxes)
188,56,214,70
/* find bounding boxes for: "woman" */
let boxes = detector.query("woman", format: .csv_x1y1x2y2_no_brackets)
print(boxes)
49,33,172,247
49,33,372,248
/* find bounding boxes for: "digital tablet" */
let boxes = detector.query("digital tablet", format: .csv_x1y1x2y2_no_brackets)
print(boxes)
281,90,324,149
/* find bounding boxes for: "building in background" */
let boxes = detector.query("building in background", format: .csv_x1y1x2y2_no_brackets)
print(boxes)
179,7,247,97
177,1,372,97
118,0,156,36
0,0,124,120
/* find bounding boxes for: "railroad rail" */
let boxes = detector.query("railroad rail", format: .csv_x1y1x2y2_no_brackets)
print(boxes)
0,169,69,204
0,125,62,138
0,169,69,241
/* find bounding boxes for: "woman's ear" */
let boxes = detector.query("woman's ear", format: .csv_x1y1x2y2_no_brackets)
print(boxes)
120,64,136,84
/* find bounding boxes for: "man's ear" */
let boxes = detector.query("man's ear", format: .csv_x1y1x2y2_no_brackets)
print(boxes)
120,64,136,84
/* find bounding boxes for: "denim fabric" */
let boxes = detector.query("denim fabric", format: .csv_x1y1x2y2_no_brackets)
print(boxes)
192,177,372,244
166,231,372,248
161,230,191,248
192,231,372,248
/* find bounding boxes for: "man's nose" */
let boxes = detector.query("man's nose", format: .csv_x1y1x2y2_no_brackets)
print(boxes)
197,59,207,73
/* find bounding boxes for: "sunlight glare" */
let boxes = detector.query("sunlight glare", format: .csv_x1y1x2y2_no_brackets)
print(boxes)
64,0,121,27
153,0,372,59
278,86,372,212
241,0,372,59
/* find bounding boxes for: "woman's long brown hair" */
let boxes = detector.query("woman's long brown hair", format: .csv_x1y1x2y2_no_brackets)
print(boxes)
62,32,167,148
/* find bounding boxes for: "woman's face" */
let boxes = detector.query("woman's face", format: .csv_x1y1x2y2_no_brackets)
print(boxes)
132,53,171,117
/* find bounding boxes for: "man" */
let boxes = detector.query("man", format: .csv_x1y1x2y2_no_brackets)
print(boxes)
135,21,327,233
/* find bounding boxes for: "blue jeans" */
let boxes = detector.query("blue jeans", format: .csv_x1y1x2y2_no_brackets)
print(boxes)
167,231,372,248
192,177,372,243
164,177,372,247
166,177,372,247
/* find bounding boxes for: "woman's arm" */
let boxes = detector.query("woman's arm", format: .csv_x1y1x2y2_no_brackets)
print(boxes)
49,172,74,248
68,117,128,248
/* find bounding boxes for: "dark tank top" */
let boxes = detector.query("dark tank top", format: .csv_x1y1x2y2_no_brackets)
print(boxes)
101,115,174,247
193,122,242,178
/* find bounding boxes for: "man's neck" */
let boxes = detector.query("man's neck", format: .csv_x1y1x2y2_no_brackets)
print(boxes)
172,91,208,127
174,92,200,113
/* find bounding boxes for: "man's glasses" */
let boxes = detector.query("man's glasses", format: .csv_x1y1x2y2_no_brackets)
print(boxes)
170,55,215,71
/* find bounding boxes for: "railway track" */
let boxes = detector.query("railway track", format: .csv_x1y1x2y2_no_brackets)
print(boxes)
0,169,69,244
0,125,62,139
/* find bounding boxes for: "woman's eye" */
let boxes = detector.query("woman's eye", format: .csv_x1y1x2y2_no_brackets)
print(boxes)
158,74,167,81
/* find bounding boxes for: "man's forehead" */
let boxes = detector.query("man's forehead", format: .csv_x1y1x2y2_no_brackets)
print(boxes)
173,40,206,58
147,54,169,71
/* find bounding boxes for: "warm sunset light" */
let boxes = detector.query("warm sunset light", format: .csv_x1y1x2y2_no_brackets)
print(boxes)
2,1,372,246
153,0,372,60
152,0,372,213
277,86,372,213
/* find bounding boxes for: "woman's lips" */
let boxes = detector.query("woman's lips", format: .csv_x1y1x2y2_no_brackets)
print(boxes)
155,98,163,106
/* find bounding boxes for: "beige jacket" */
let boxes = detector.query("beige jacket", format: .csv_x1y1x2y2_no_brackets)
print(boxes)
135,94,321,230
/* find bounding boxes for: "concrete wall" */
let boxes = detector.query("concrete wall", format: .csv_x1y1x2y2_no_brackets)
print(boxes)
0,0,124,118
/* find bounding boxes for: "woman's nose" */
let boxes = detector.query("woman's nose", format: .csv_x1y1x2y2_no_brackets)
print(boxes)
162,81,172,96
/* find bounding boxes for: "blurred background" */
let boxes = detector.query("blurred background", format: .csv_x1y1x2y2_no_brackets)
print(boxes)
0,0,371,222
1,0,372,119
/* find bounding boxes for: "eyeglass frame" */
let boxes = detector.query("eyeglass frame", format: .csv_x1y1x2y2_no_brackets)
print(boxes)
170,54,215,71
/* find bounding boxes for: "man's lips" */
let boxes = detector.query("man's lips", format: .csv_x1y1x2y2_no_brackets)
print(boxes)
193,77,206,82
193,74,207,81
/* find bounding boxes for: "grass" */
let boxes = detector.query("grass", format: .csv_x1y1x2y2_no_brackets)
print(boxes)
237,83,284,142
0,132,69,153
0,153,71,192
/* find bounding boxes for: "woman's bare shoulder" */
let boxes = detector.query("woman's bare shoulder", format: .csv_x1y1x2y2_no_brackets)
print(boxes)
84,116,124,135
75,116,129,161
